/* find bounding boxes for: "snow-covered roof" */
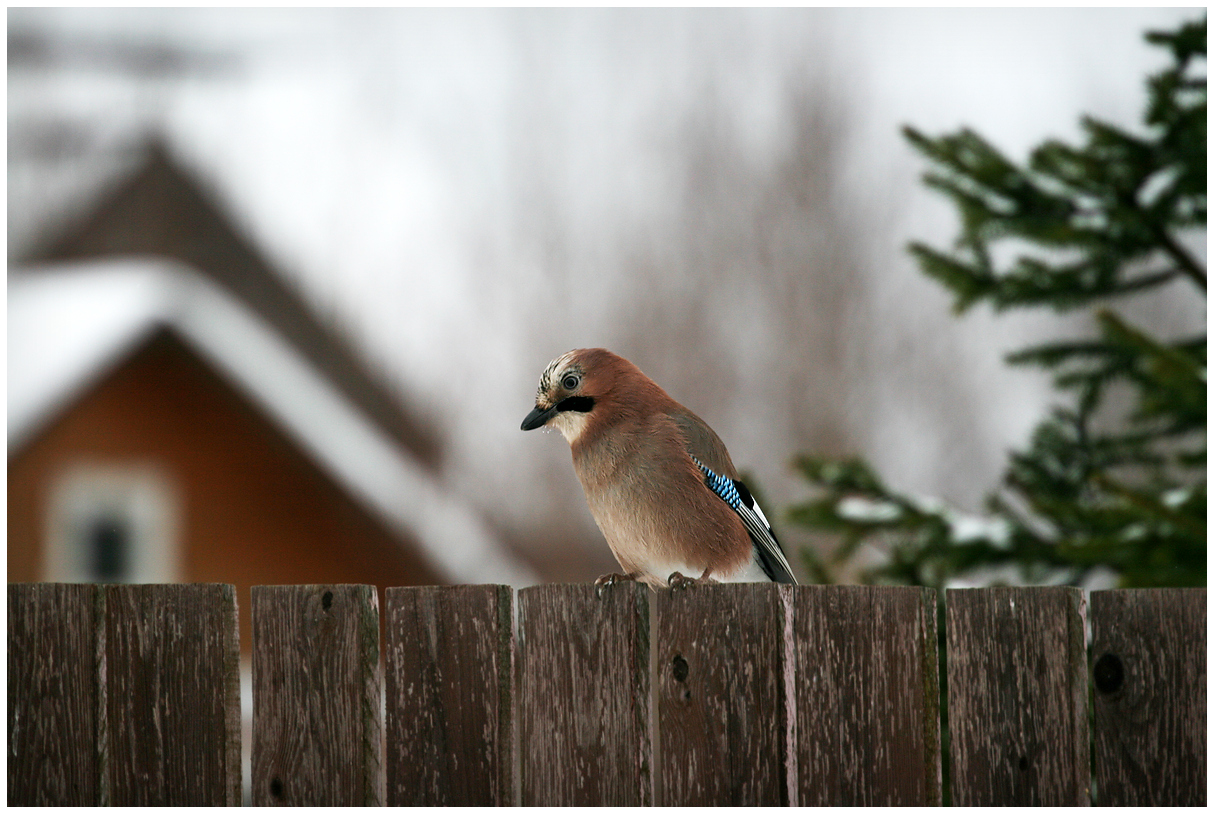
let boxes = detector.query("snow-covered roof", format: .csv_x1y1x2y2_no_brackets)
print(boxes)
9,257,539,586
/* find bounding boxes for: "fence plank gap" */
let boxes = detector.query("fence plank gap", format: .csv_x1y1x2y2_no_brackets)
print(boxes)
252,584,382,806
946,586,1089,805
8,583,102,806
102,583,241,805
794,585,941,805
656,582,793,806
1090,587,1206,806
517,581,651,805
385,584,513,805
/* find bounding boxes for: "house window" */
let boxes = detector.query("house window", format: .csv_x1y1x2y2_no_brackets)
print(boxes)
89,514,130,580
45,464,180,583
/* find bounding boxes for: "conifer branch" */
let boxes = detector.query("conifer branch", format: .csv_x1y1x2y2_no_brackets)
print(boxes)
1156,227,1206,291
789,17,1206,590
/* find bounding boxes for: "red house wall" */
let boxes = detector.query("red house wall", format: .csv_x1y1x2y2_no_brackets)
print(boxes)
8,330,445,651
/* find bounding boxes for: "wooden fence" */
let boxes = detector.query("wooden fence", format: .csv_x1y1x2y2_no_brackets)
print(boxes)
7,582,1206,806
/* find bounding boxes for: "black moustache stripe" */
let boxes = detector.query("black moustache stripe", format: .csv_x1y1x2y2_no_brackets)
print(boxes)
556,396,595,413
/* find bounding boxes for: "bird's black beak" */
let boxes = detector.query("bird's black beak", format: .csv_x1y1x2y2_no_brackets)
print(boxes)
521,404,558,431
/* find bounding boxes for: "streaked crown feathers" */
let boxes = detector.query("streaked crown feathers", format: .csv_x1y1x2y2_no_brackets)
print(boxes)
536,349,583,403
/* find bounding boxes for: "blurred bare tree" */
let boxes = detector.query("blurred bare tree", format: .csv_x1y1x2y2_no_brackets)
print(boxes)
493,51,897,579
623,72,867,460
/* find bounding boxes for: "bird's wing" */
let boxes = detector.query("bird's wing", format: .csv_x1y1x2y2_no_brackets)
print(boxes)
669,408,737,477
692,457,798,585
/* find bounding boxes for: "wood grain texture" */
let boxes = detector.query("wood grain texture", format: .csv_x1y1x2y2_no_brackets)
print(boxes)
794,585,941,805
8,583,102,805
252,584,382,805
1090,588,1205,806
656,582,793,806
385,585,513,805
946,587,1089,805
517,581,651,805
102,583,241,805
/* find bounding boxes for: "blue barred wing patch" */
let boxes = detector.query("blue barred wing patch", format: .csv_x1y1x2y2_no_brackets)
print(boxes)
691,456,797,584
699,463,743,510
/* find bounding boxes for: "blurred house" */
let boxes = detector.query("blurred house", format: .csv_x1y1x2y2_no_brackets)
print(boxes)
8,145,536,647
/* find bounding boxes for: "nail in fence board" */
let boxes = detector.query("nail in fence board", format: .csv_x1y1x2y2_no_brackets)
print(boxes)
1090,588,1206,806
252,585,382,805
7,583,240,806
946,587,1089,805
656,582,793,806
104,584,241,805
385,585,513,805
517,582,651,805
794,586,941,805
8,584,102,806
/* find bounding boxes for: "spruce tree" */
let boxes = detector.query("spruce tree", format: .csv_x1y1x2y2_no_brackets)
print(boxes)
790,17,1206,590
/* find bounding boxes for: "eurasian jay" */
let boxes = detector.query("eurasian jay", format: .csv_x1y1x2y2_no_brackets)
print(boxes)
521,348,797,588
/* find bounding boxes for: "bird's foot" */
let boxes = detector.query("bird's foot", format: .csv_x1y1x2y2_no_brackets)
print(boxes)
667,571,719,591
595,572,638,597
667,571,695,591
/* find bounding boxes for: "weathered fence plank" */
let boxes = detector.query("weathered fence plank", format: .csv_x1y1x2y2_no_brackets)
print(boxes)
1090,588,1206,806
8,583,102,806
385,585,513,805
103,583,241,805
656,582,794,806
8,583,240,806
517,581,651,805
252,584,382,805
947,586,1089,805
10,581,1208,807
794,585,941,805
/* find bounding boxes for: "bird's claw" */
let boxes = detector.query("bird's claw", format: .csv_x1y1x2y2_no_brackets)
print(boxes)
667,571,719,591
667,571,696,591
595,572,637,598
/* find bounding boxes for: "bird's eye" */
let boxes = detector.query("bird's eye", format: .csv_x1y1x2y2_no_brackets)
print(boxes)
562,374,580,390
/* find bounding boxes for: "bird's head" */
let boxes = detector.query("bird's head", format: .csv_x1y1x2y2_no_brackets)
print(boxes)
522,347,672,444
520,348,601,443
